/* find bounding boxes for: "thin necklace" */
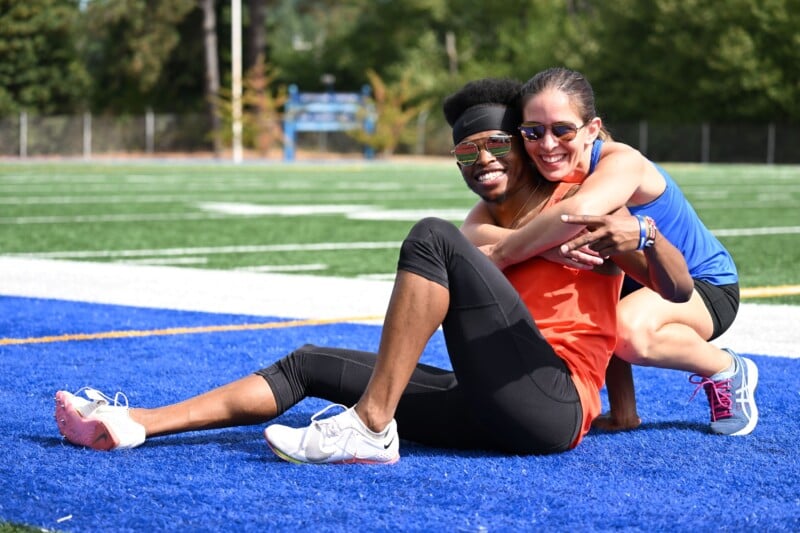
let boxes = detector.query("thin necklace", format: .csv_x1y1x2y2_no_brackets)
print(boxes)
509,180,544,229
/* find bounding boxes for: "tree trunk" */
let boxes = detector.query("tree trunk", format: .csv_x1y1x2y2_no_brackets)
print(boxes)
201,0,222,156
247,0,267,72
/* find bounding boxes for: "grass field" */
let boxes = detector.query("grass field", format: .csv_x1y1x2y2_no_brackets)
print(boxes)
2,160,799,532
1,160,798,303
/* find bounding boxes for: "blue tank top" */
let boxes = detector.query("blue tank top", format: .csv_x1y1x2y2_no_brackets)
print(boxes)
589,140,738,285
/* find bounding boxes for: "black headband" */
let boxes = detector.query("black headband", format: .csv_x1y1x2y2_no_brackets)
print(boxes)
452,104,519,144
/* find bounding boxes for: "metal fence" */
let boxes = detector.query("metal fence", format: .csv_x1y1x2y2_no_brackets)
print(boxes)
0,112,214,158
1,111,798,164
608,121,800,165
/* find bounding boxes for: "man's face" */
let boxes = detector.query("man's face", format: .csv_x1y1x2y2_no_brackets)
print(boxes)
455,129,528,204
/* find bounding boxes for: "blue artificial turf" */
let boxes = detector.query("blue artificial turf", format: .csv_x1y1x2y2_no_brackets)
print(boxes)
1,296,798,531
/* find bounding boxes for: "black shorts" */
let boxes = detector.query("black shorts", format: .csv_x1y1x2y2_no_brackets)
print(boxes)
257,218,583,455
621,276,740,340
692,280,739,340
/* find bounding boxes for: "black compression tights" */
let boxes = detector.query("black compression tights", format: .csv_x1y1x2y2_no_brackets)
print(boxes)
256,218,582,455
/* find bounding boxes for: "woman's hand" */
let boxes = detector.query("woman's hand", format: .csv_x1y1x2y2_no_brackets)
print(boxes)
560,213,641,258
540,245,602,270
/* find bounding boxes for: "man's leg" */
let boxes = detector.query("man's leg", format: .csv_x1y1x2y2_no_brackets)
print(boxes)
133,374,278,437
356,270,449,432
56,374,279,451
593,355,640,431
263,217,581,462
262,267,450,464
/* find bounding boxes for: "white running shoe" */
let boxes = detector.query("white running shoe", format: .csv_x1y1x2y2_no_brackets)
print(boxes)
264,404,399,465
55,388,146,451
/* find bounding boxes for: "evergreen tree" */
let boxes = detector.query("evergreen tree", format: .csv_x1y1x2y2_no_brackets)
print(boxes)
0,0,90,115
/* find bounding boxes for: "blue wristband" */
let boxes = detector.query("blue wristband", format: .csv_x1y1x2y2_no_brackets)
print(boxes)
635,215,647,250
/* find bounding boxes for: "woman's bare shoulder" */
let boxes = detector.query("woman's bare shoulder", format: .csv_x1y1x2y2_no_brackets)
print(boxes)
600,140,641,158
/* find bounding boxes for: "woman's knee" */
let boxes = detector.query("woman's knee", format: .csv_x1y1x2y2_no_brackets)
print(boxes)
615,307,657,365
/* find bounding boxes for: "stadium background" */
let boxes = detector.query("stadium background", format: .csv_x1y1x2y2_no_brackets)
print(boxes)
1,1,799,531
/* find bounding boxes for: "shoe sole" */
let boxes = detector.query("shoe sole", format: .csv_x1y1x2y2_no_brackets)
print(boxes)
262,429,399,465
55,391,120,451
727,357,759,437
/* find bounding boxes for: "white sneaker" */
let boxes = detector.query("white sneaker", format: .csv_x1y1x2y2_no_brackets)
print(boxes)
55,388,146,451
263,404,399,465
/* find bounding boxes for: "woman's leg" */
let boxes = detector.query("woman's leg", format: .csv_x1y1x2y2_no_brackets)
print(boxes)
615,288,729,374
603,280,751,433
600,288,726,430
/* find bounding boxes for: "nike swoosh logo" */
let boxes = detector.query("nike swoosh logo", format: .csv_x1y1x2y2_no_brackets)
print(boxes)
383,436,395,450
461,112,490,127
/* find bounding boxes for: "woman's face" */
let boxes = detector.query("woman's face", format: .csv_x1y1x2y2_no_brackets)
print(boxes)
521,88,598,182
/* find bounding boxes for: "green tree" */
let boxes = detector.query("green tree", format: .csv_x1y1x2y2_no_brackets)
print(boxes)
347,69,434,156
0,0,90,115
572,0,800,122
82,0,196,112
215,60,288,155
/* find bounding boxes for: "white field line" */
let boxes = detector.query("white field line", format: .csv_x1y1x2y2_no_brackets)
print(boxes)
712,226,800,237
0,207,470,225
6,217,800,261
237,263,328,273
8,242,403,259
2,193,798,239
0,212,233,225
0,257,391,324
0,257,796,359
0,191,469,205
114,257,209,266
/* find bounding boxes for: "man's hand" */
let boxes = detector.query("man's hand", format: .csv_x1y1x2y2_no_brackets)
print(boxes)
478,243,498,265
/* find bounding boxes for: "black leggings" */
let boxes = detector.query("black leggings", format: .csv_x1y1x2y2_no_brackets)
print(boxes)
256,218,582,455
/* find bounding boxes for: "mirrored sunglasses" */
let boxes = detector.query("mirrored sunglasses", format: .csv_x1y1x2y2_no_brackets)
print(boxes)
451,134,514,166
518,121,586,142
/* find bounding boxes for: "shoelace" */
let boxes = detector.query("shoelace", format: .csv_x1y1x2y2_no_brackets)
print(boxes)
309,404,348,438
77,387,130,408
689,375,732,421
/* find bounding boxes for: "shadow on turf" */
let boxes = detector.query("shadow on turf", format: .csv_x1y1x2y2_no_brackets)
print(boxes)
589,420,710,434
34,418,714,463
37,429,502,462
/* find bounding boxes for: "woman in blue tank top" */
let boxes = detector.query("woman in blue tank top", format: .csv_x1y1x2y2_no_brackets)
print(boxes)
485,67,757,437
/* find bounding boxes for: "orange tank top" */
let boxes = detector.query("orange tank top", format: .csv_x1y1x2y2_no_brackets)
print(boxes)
502,182,623,448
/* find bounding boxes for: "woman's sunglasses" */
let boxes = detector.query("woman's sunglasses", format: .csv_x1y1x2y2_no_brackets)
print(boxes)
518,121,586,142
451,134,514,166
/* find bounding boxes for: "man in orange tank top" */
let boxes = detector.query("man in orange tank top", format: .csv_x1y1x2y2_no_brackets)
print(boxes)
54,79,692,463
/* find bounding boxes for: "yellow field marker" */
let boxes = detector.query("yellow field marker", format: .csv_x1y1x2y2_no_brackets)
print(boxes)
740,285,800,298
0,315,384,346
3,284,798,347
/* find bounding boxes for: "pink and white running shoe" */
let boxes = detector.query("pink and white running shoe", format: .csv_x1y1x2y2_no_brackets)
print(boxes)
55,388,146,451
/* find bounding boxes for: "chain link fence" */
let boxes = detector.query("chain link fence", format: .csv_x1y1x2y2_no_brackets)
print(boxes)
1,111,799,163
0,112,214,158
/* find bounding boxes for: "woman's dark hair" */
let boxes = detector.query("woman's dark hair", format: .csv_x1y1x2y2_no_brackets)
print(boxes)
519,67,611,140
